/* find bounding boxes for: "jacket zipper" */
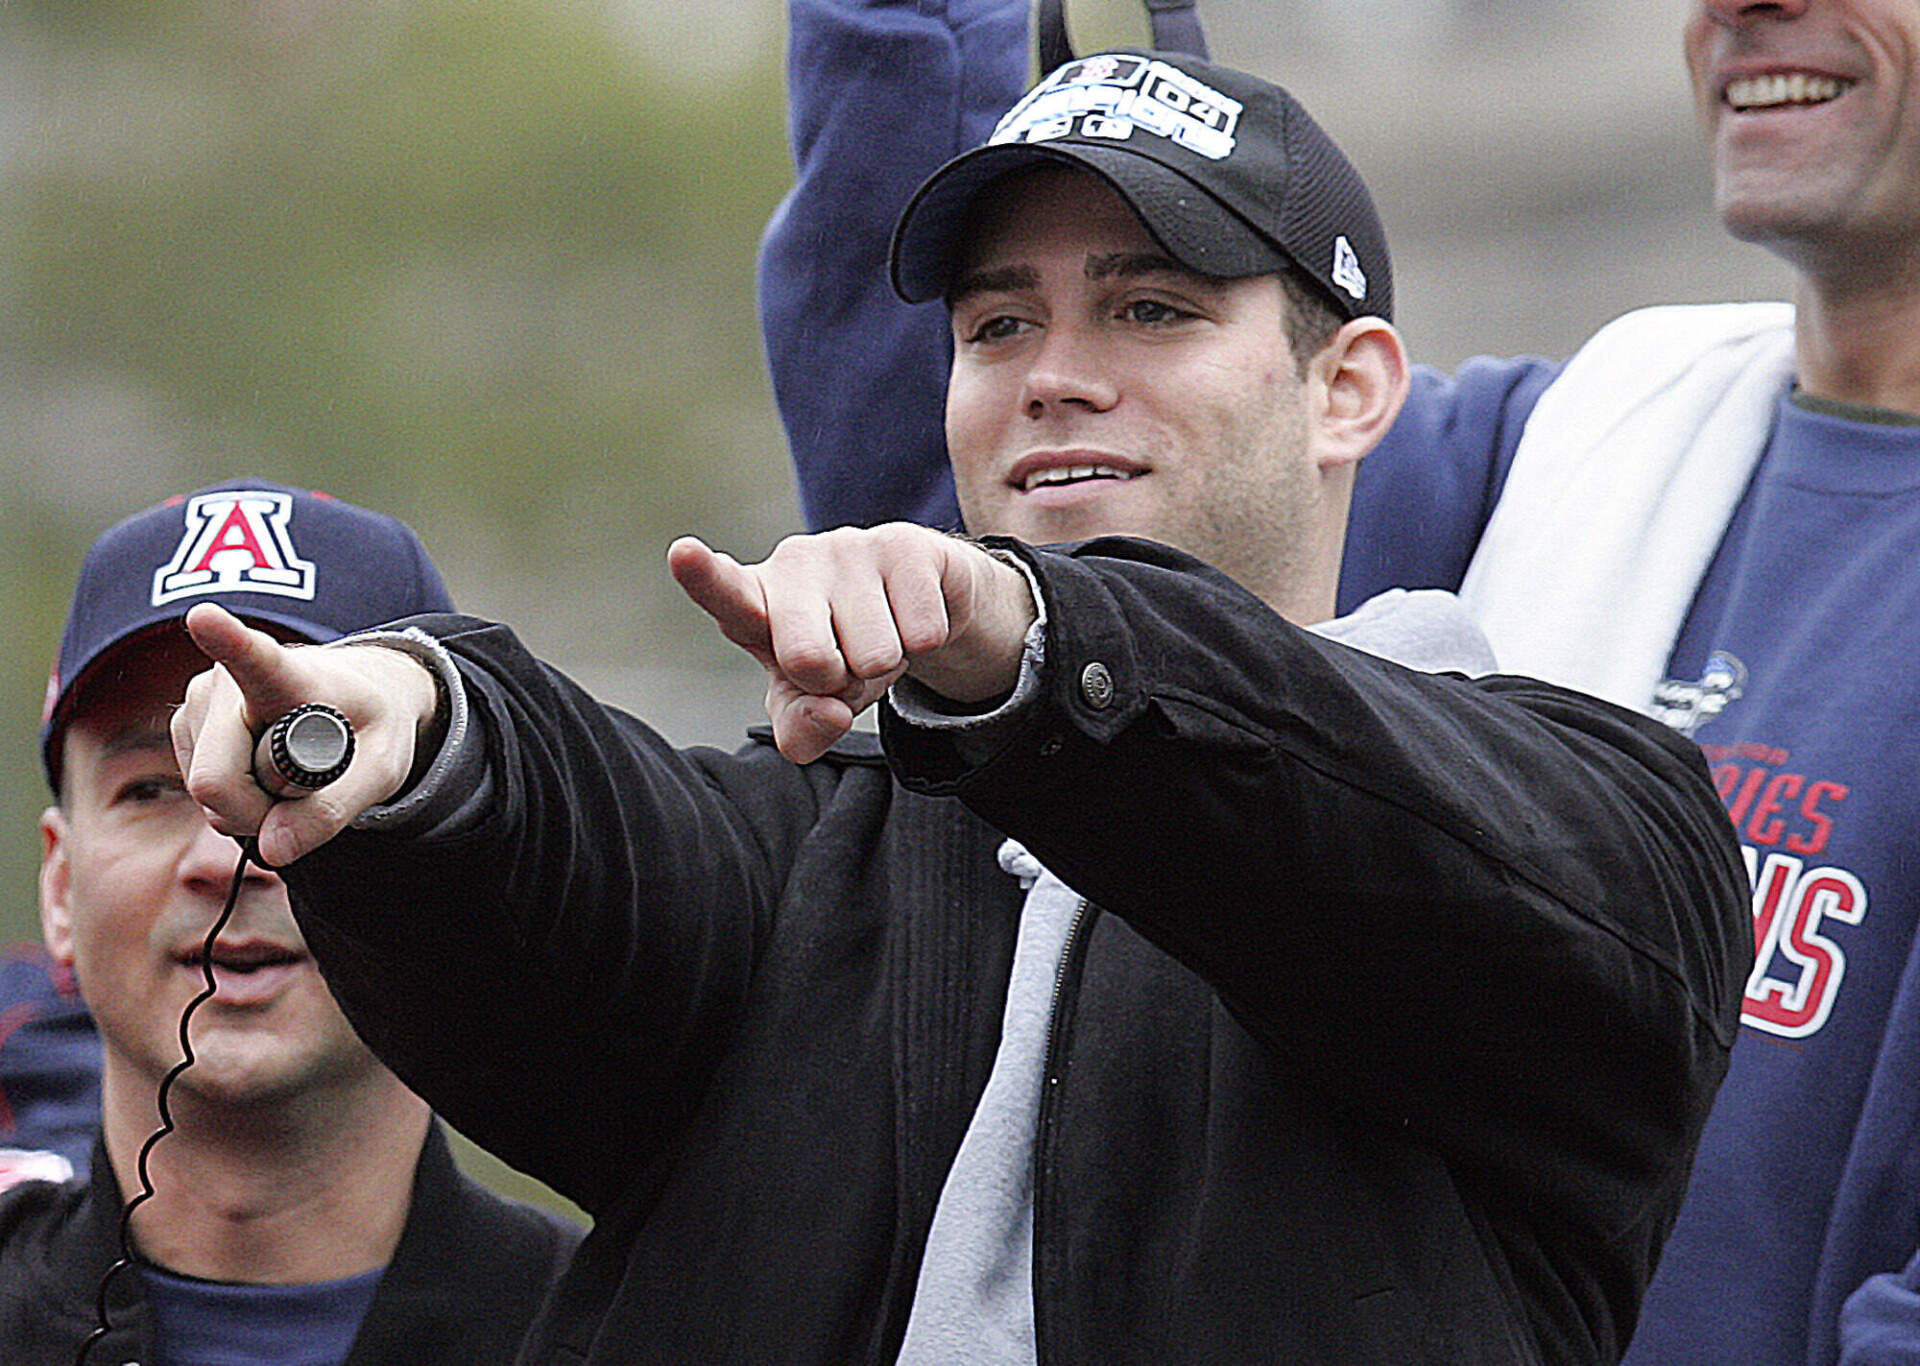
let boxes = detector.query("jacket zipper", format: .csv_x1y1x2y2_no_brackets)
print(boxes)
1031,897,1094,1366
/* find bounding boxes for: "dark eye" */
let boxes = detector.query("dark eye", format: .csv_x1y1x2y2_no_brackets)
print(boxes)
116,775,185,806
1123,299,1187,325
965,314,1031,344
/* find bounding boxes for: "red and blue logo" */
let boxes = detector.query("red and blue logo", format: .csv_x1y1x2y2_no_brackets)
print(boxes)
151,489,317,606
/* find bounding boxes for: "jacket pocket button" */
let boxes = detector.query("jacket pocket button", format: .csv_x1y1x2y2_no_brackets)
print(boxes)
1080,662,1114,710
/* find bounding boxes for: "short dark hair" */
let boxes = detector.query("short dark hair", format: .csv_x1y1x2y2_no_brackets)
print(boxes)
1277,264,1345,378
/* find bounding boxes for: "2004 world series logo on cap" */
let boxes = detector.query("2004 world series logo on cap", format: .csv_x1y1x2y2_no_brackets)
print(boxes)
991,54,1242,161
152,490,317,606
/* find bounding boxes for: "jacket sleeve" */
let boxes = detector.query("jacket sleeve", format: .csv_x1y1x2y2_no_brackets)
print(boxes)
1840,1247,1920,1366
758,0,1028,532
1336,356,1564,613
883,537,1753,1235
280,614,840,1212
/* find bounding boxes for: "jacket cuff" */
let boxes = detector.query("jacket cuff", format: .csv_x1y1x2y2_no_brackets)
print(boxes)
886,546,1048,754
333,626,494,837
881,538,1146,791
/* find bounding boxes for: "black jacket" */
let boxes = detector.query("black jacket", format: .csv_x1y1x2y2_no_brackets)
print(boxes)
0,1123,579,1364
286,538,1751,1365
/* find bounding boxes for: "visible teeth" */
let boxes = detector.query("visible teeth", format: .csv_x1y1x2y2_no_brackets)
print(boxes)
1726,72,1847,110
1023,464,1135,491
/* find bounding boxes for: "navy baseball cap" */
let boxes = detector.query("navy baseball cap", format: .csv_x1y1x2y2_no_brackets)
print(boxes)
890,49,1392,323
42,479,454,790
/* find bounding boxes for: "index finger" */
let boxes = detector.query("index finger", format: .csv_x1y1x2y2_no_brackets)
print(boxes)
183,602,314,727
667,536,777,668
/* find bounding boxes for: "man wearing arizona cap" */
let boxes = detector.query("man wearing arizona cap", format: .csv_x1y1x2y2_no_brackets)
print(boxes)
0,480,579,1364
174,41,1745,1366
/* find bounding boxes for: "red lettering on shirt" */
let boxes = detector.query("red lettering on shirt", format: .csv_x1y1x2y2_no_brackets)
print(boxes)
1786,780,1847,858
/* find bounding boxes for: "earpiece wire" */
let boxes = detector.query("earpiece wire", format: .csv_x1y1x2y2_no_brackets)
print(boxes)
74,836,259,1366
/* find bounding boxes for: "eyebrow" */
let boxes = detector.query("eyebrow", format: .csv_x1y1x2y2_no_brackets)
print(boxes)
97,724,174,764
947,263,1039,307
947,250,1203,307
1083,250,1191,283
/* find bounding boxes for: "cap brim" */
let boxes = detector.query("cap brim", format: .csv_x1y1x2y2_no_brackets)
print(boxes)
889,139,1288,304
40,607,340,790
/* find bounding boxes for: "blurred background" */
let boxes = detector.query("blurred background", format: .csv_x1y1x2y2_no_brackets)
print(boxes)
1,0,1790,1205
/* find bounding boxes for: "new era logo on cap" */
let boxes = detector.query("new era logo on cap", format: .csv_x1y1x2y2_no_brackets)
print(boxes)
1331,236,1367,304
152,489,318,606
993,54,1243,162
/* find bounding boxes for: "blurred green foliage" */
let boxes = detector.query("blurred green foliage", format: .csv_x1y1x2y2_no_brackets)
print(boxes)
2,0,798,951
2,0,802,1216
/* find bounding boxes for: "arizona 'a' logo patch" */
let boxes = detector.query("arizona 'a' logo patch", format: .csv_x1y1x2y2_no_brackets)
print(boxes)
152,490,317,605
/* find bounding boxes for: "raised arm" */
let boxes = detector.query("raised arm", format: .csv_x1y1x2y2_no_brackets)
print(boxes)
759,0,1028,532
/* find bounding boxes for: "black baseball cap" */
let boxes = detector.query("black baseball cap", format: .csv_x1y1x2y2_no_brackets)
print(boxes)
41,479,453,790
890,49,1392,323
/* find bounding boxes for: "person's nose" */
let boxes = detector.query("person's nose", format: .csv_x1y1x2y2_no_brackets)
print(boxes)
1695,0,1810,28
1020,320,1120,421
179,810,281,899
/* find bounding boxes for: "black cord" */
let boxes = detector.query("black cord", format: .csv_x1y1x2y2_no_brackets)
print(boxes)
1035,0,1210,72
74,836,260,1366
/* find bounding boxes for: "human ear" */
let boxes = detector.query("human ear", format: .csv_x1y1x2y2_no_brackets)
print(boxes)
1306,317,1410,472
39,807,76,966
